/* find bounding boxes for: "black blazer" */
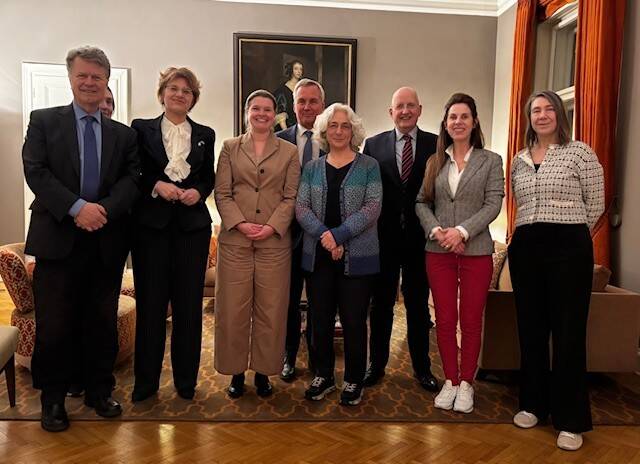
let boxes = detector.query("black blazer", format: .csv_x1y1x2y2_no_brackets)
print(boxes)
22,104,140,264
131,115,215,232
276,124,325,249
363,128,437,250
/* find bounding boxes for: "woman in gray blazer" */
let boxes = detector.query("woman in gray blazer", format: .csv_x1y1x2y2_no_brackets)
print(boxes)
416,93,504,414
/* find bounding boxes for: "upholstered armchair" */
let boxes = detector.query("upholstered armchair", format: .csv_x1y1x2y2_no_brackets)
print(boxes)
0,243,136,370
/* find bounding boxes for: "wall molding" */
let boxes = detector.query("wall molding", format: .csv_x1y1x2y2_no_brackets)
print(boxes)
214,0,516,17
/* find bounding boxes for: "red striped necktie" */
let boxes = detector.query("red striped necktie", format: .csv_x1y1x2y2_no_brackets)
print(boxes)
400,134,413,184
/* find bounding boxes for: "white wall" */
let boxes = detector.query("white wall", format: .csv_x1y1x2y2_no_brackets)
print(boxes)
0,0,498,245
488,3,516,242
612,0,640,291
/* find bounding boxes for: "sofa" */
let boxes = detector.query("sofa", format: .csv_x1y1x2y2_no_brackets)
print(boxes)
479,242,640,373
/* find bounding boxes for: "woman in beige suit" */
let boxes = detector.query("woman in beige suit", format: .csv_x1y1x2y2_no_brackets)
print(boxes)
214,89,300,398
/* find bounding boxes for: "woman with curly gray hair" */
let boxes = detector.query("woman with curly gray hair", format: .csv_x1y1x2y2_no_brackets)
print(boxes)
296,103,381,406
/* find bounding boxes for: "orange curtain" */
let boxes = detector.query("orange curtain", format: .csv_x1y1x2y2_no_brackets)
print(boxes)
538,0,574,19
505,0,538,242
574,0,626,267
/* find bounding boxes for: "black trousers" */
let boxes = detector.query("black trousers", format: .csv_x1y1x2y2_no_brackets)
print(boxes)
132,223,211,393
306,253,372,384
32,232,123,405
509,223,593,433
369,229,431,375
283,243,313,367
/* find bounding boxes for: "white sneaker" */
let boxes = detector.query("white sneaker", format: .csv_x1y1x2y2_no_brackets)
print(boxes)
434,380,458,410
513,410,538,428
453,380,474,413
557,431,583,451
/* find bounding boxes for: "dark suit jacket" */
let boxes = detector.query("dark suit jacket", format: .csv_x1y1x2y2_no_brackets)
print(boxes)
276,124,325,249
363,127,437,256
22,104,140,265
131,115,215,232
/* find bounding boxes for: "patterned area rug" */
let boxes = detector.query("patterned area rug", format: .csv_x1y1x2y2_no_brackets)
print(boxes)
1,305,639,423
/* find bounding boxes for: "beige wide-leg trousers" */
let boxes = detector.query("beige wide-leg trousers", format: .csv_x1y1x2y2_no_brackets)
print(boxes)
214,244,291,375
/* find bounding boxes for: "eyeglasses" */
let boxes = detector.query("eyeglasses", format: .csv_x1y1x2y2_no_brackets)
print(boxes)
166,85,193,96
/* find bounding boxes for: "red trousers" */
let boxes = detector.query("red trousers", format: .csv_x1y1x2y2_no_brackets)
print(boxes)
426,252,493,384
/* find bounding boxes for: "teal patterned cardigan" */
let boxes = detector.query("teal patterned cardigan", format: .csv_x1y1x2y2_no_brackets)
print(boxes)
295,152,382,276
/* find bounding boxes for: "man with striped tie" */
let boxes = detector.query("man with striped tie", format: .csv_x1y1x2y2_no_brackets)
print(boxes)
276,78,325,382
362,87,439,392
22,46,140,431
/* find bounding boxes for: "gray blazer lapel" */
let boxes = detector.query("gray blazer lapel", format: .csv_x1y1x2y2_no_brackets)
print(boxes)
437,162,454,200
455,149,487,196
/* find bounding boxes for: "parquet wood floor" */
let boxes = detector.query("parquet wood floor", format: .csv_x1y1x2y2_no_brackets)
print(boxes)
0,421,639,463
1,283,639,463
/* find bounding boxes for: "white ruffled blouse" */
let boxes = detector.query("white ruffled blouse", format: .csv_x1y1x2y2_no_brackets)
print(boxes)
161,116,192,182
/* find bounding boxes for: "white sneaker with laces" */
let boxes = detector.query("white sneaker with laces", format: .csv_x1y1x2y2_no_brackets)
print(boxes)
434,380,458,410
453,380,474,413
513,410,538,428
557,431,583,451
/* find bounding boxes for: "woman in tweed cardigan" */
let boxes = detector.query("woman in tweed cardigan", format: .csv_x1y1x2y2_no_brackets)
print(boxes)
416,93,504,415
296,103,382,406
509,90,604,452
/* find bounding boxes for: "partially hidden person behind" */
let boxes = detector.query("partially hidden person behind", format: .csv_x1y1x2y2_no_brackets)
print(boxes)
214,89,300,398
509,90,604,451
276,78,326,382
416,93,504,414
296,103,382,406
130,67,215,402
99,86,115,119
22,45,140,432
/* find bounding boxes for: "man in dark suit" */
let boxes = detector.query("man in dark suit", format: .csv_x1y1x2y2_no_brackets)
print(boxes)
22,46,140,432
276,78,325,381
362,87,439,392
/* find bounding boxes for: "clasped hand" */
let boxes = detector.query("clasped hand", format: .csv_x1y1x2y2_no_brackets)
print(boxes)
237,222,275,241
433,227,466,254
155,181,201,206
320,230,344,261
75,202,107,232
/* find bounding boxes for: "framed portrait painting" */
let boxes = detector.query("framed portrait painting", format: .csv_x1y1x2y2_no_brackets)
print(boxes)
233,33,357,135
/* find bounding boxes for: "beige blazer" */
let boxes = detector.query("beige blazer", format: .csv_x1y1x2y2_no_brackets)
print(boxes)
214,132,300,248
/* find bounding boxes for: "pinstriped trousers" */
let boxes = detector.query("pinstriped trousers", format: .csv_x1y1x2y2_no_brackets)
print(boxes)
132,223,211,393
214,244,291,376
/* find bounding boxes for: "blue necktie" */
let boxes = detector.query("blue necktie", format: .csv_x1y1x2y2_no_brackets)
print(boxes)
302,130,313,167
82,115,99,202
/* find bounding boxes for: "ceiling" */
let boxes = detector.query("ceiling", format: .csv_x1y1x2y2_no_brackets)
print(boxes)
214,0,518,17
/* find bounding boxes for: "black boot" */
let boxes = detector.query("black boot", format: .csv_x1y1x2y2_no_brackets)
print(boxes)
227,373,245,399
255,373,273,397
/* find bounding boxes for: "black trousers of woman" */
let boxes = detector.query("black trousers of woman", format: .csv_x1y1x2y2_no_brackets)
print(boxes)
132,222,211,394
508,223,593,433
306,250,372,384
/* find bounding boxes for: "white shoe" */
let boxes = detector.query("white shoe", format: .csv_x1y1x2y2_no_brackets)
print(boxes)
513,410,538,428
453,380,474,413
557,431,583,451
434,380,458,410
